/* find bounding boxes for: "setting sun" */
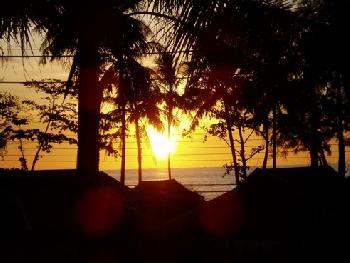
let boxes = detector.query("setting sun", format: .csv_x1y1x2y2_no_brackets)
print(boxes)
146,127,177,160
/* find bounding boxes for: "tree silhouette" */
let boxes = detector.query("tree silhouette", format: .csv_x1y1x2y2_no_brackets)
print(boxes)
184,56,243,184
102,58,163,184
0,92,28,162
182,0,296,181
43,1,155,177
126,60,163,183
0,81,77,170
2,0,350,176
154,51,181,180
1,0,155,177
264,0,350,171
296,0,350,174
22,80,77,170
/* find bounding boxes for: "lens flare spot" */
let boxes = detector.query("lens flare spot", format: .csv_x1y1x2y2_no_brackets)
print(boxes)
75,186,124,237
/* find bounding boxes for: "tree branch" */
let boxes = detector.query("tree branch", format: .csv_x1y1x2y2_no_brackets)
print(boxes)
127,11,181,24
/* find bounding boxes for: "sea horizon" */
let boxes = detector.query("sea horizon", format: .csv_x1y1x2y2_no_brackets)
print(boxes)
104,164,339,200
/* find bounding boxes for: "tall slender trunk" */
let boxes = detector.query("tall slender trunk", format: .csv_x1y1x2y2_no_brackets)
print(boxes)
76,39,101,178
238,125,247,180
120,105,126,185
309,137,319,168
31,145,43,171
272,105,277,168
118,59,127,185
335,76,346,177
319,148,328,166
18,138,28,171
167,85,173,180
309,115,319,168
31,120,51,171
224,101,240,185
262,121,269,169
338,126,346,177
135,118,142,183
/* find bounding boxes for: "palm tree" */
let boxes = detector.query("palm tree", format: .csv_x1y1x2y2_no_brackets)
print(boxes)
155,51,180,180
180,0,298,182
101,58,163,184
1,0,298,178
152,0,296,171
43,1,155,178
1,0,197,177
1,0,154,178
184,56,243,184
98,23,156,184
126,60,163,183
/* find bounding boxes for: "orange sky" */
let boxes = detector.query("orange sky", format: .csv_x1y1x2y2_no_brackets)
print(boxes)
0,48,347,171
1,123,319,171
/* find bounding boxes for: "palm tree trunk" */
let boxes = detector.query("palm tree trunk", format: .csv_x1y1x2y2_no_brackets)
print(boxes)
135,118,142,183
335,76,346,177
309,140,319,168
309,115,319,168
272,105,277,168
224,102,240,185
167,86,173,180
227,120,240,185
167,110,172,180
262,121,269,169
338,126,346,177
238,125,247,180
319,148,328,166
120,105,126,185
76,39,101,178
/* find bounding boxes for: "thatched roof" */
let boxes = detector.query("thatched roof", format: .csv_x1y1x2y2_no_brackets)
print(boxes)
201,166,345,239
131,179,204,234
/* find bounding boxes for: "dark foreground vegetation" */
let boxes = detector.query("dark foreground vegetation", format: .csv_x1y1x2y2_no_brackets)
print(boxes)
1,166,349,262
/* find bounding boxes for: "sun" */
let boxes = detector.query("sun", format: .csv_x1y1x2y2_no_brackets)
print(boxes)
146,127,177,160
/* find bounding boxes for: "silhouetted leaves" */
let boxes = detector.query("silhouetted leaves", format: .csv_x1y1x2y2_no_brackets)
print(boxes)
1,80,78,170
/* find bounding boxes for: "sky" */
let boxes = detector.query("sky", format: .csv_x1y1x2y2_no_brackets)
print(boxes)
0,39,347,172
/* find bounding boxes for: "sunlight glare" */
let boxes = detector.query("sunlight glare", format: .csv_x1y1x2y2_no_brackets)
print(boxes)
146,127,177,160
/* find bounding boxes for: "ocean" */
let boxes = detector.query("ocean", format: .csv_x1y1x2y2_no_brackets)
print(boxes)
104,164,346,200
103,167,236,200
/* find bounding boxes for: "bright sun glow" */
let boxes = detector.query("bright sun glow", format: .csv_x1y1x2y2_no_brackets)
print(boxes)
146,127,177,160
